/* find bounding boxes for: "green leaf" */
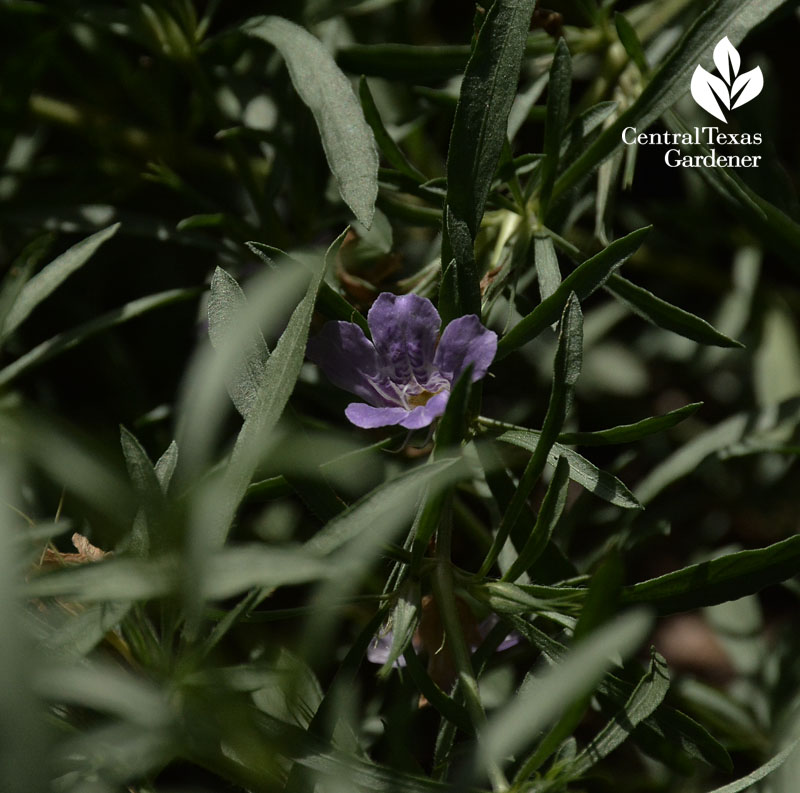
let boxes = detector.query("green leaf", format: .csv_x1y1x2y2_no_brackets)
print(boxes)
402,646,474,735
569,651,670,777
539,37,571,215
621,535,800,615
705,737,800,793
558,402,702,446
197,237,337,551
0,233,55,341
359,77,425,182
246,241,369,335
497,227,650,359
207,267,269,418
614,12,649,75
0,288,200,388
0,223,119,343
553,0,786,202
496,429,641,509
480,296,582,576
439,0,537,322
502,454,569,584
477,610,652,778
533,234,562,305
634,397,800,504
154,441,179,492
306,458,460,556
606,274,743,348
379,578,420,678
243,16,378,227
507,616,732,772
120,426,167,556
25,545,333,603
337,42,474,82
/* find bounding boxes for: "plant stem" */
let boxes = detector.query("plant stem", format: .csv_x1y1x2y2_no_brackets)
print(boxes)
430,503,509,792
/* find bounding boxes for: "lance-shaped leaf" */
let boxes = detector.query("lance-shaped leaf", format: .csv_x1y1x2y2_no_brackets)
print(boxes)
243,16,378,228
0,223,119,343
207,267,269,418
439,0,537,321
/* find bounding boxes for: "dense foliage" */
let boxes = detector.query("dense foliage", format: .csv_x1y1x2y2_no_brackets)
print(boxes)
2,1,800,792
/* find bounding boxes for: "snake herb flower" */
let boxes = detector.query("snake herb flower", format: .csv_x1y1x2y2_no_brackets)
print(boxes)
307,292,497,429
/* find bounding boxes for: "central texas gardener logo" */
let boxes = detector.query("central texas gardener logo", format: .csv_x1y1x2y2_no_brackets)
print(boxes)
691,37,763,123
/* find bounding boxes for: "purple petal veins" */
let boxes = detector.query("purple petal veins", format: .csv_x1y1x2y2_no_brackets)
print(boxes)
307,292,497,429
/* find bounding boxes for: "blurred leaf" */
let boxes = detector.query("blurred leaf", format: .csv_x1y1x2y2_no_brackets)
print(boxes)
477,610,652,779
615,12,649,74
0,288,200,388
197,236,337,551
569,651,670,777
635,397,800,504
243,16,378,227
559,402,702,446
306,458,460,555
246,241,369,334
0,223,119,344
508,616,733,771
208,267,269,418
554,0,787,201
439,0,537,322
25,544,334,602
120,426,167,556
754,300,800,406
606,274,743,348
497,227,650,359
496,429,641,509
540,38,571,215
622,535,800,615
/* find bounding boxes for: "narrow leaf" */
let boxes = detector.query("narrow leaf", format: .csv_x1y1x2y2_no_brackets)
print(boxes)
539,37,571,214
478,610,652,777
606,274,743,348
1,223,119,342
558,402,702,446
569,651,670,776
621,535,800,615
0,288,200,388
244,16,378,227
533,234,562,305
439,0,537,321
208,267,269,418
496,429,641,509
497,227,650,359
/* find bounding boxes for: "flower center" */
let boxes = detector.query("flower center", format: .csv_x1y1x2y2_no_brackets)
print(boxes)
407,389,439,408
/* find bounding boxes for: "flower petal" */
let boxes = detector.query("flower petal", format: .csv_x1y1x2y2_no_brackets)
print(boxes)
307,321,381,404
368,293,441,384
398,391,449,430
344,402,410,428
434,315,497,383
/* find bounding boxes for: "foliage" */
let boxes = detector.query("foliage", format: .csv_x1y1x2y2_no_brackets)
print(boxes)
2,1,800,792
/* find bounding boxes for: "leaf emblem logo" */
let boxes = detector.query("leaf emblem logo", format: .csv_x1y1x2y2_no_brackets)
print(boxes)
690,37,763,123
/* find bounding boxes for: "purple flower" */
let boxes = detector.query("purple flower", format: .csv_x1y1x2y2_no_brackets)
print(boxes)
307,293,497,429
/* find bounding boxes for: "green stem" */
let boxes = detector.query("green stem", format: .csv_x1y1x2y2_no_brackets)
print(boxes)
430,504,509,792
